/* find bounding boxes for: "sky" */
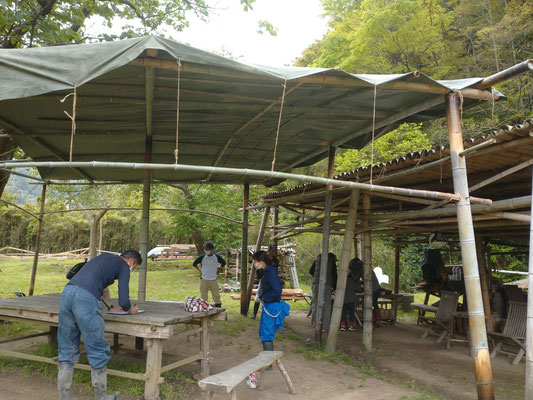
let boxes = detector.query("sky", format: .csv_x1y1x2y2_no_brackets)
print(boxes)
87,0,329,67
173,0,329,66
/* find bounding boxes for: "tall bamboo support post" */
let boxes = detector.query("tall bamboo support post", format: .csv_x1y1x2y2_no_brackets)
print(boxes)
138,66,155,302
240,182,250,316
245,206,271,313
394,239,400,294
327,189,360,353
28,184,47,296
136,66,155,351
273,207,279,249
526,167,533,398
314,146,336,344
362,194,373,351
446,93,494,399
475,236,493,332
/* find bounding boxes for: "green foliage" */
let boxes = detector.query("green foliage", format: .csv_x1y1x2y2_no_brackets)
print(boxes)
0,0,257,48
335,123,432,174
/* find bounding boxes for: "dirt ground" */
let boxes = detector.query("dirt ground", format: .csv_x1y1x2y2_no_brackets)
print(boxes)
0,310,525,400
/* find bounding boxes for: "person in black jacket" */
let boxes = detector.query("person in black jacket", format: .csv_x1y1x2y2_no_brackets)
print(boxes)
309,252,338,331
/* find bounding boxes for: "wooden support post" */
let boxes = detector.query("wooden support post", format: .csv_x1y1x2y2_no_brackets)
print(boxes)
144,338,163,400
138,66,155,303
245,207,271,314
525,166,533,399
314,146,335,344
29,184,46,296
326,189,359,353
476,236,493,332
48,326,57,347
362,194,373,352
446,93,494,400
137,66,155,352
273,207,279,249
200,317,210,378
113,333,120,355
277,359,296,394
394,239,400,294
240,183,250,316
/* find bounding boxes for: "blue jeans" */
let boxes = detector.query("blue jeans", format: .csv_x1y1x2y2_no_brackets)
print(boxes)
58,285,110,369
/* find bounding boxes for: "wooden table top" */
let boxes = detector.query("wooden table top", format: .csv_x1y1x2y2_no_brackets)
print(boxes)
0,293,224,327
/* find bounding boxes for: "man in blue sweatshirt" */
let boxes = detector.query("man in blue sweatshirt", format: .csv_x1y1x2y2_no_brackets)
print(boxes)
57,250,141,400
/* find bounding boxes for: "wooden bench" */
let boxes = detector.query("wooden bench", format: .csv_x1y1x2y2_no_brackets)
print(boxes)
198,351,295,399
489,301,527,364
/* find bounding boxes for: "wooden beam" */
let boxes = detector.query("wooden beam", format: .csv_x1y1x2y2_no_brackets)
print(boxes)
469,157,533,193
28,184,46,296
240,183,249,316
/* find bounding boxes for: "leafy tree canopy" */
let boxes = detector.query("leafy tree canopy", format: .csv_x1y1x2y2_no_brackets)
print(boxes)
1,0,256,48
335,122,432,174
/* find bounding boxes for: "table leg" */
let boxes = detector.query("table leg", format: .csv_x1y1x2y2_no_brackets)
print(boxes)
113,333,119,355
144,338,163,400
48,326,58,347
200,317,209,378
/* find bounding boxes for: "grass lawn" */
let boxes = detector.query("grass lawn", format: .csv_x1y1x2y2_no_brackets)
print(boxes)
0,258,311,315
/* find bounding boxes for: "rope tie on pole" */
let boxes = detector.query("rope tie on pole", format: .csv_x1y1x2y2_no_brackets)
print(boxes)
60,86,77,162
174,57,182,164
271,79,287,172
370,84,377,184
452,90,464,121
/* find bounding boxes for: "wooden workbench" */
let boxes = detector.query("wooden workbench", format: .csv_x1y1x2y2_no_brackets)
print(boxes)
0,293,226,399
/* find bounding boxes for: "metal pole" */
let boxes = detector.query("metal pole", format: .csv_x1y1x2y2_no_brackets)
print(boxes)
245,206,271,313
326,189,359,353
446,93,494,399
525,166,533,399
240,182,250,316
362,194,373,351
29,184,47,296
314,146,335,344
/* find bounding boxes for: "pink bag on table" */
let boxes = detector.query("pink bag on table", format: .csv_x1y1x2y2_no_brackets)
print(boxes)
184,296,213,312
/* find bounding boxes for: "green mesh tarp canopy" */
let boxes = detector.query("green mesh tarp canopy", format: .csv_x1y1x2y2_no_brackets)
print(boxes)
0,36,500,184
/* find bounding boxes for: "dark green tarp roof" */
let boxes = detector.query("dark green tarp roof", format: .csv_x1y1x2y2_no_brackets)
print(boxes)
0,36,501,185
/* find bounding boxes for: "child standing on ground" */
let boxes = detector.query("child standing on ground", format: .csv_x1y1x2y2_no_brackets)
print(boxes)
341,267,358,331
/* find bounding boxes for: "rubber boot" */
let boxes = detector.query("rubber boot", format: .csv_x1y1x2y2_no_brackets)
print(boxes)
251,302,260,319
58,362,78,400
91,366,116,400
262,341,274,371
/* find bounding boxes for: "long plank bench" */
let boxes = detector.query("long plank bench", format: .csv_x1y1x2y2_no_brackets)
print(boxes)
198,350,295,399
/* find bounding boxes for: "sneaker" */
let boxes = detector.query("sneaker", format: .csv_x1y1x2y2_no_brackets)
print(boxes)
348,323,355,331
340,323,346,331
246,373,257,389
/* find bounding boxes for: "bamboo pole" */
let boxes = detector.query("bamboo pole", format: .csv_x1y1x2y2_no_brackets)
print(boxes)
0,160,493,205
315,146,335,344
240,183,250,316
138,66,155,303
28,184,46,296
446,93,494,399
273,207,279,249
525,166,533,399
475,59,533,89
362,194,373,351
458,139,496,157
364,196,530,221
475,236,493,332
327,189,359,353
394,239,400,294
245,207,270,314
469,157,533,193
